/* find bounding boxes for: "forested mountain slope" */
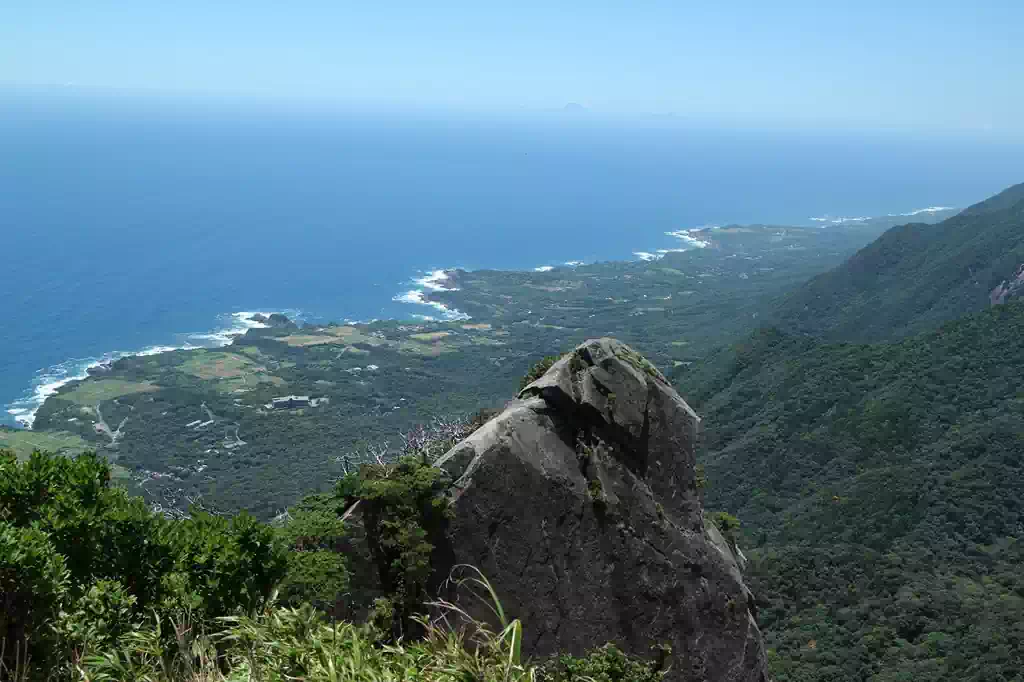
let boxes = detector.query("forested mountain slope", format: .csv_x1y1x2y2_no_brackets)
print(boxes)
687,299,1024,681
774,183,1024,341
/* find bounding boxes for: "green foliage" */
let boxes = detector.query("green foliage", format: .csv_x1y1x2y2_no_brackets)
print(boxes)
538,643,667,682
519,354,562,392
340,456,452,635
163,511,286,620
0,449,287,678
696,299,1024,681
0,520,68,672
56,579,142,661
81,600,543,682
694,463,707,490
276,494,350,612
708,511,741,550
279,550,349,614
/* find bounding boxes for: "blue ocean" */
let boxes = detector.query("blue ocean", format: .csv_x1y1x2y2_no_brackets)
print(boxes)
3,92,1023,427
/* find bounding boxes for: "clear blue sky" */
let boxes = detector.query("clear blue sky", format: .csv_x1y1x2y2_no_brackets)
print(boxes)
3,1,1021,133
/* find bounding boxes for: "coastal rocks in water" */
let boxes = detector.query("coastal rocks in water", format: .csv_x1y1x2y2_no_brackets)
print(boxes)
265,313,298,329
247,312,297,329
434,338,768,682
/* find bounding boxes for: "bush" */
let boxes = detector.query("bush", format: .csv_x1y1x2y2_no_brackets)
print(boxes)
519,355,562,392
279,550,350,613
1,449,174,610
0,450,288,677
57,579,141,662
538,643,668,681
276,495,350,612
163,510,287,620
338,455,452,636
0,522,68,674
709,511,741,550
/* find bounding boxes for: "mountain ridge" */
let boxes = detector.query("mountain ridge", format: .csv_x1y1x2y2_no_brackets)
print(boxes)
683,181,1024,680
774,182,1024,342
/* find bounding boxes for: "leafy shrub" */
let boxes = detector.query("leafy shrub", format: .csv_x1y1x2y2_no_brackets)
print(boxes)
519,355,562,392
0,521,68,674
538,643,668,681
56,579,141,662
276,494,350,612
1,450,173,610
708,511,741,550
163,510,287,620
340,456,452,636
0,450,288,677
279,550,350,614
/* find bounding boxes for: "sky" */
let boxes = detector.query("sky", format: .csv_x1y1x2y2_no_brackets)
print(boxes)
2,1,1022,134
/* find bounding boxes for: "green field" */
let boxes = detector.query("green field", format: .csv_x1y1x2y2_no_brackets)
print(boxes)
180,351,264,379
0,429,94,460
59,379,159,406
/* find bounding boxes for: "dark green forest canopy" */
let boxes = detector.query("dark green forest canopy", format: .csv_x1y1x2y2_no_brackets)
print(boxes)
692,299,1024,681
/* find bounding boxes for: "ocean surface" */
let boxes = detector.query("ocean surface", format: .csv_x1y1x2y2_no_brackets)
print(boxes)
3,92,1023,427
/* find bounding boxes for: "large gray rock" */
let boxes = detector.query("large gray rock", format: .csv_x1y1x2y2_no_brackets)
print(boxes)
434,338,768,682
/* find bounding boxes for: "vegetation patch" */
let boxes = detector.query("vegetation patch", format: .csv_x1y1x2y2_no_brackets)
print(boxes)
179,351,265,380
59,379,159,405
518,354,564,391
612,346,664,382
279,326,385,348
409,331,452,342
0,429,93,460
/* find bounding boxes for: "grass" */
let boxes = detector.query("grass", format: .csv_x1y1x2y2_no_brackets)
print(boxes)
409,331,452,342
59,380,159,406
0,429,92,460
280,326,386,348
77,567,539,682
177,352,283,393
180,352,265,380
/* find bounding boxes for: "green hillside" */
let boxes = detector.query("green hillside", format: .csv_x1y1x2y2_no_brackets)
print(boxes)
689,299,1024,681
774,183,1024,342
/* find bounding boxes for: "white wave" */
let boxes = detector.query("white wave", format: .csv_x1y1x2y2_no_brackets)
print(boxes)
185,311,276,345
564,261,585,267
665,229,711,249
634,251,661,261
808,215,870,225
534,265,555,272
413,270,458,292
890,206,954,216
392,289,470,321
5,310,295,430
394,269,470,321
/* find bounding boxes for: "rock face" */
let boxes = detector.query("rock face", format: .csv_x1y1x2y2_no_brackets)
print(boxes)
435,338,768,682
990,263,1024,305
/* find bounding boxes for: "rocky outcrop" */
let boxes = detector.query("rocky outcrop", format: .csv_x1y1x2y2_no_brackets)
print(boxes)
990,263,1024,305
434,338,768,682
